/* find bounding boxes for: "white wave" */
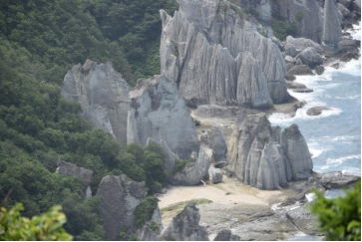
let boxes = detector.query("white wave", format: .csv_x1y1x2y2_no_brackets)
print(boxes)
346,22,361,41
309,147,326,159
330,135,356,142
326,154,361,165
305,193,316,202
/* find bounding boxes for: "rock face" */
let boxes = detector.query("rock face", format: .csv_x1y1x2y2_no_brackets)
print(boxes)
97,175,147,240
323,0,342,48
172,145,212,186
307,106,329,116
160,0,291,108
62,59,130,143
209,166,223,184
271,0,323,43
55,159,93,186
227,114,313,189
214,229,241,241
284,36,323,57
127,75,199,160
296,47,324,68
162,202,209,241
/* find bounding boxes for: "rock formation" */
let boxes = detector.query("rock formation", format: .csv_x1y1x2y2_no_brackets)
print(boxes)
323,0,342,48
171,145,212,186
55,159,93,186
97,175,147,240
127,75,199,159
160,0,291,108
62,59,130,143
214,229,241,241
227,113,313,190
162,202,209,241
271,0,323,43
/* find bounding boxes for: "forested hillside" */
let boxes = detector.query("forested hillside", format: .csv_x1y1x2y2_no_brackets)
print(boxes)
0,0,176,240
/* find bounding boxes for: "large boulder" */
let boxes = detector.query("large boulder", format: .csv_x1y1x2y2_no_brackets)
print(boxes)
127,75,199,160
160,0,291,107
162,202,209,241
288,64,314,76
226,113,313,189
97,175,147,240
284,36,323,57
209,166,223,184
296,47,324,68
62,60,130,143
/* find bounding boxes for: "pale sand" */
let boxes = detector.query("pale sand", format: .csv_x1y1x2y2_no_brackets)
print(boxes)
158,177,291,209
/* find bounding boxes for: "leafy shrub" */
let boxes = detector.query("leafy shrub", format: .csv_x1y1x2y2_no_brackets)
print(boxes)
310,180,361,241
271,20,297,40
134,196,159,228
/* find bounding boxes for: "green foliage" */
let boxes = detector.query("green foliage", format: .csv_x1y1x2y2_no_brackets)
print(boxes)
0,203,72,241
271,20,297,40
134,196,159,228
173,158,194,174
310,181,361,241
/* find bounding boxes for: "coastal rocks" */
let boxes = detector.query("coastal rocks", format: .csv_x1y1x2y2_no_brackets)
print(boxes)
97,175,147,240
62,60,130,143
227,113,313,189
160,0,291,108
323,0,342,49
214,229,240,241
55,159,93,186
127,75,199,160
314,171,360,189
296,47,324,68
306,106,330,116
285,205,320,235
284,36,323,57
172,145,212,186
288,65,314,76
281,124,313,181
162,202,209,241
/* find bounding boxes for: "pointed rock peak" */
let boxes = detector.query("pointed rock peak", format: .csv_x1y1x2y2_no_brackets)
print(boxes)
323,0,341,49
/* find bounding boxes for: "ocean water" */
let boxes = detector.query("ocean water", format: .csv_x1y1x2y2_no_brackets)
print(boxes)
269,24,361,177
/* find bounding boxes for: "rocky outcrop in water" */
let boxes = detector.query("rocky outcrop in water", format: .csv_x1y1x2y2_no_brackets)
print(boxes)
160,0,291,108
227,113,313,190
162,202,209,241
62,60,130,143
323,0,342,49
97,175,147,240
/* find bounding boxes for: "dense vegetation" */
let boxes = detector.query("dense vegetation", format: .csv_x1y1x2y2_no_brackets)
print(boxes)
311,181,361,241
0,203,72,241
0,0,177,240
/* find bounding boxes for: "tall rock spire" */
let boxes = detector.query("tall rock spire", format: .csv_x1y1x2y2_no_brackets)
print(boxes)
322,0,341,49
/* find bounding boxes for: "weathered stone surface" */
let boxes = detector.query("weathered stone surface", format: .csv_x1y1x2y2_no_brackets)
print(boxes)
214,229,240,241
209,166,223,184
285,36,323,56
209,127,228,162
281,124,313,181
288,64,314,76
338,39,360,52
62,59,130,143
227,113,313,189
296,47,324,68
162,202,209,241
315,171,360,189
97,175,147,240
56,159,93,186
160,0,291,107
307,106,330,116
323,0,342,48
271,0,323,43
172,145,212,186
137,207,163,241
127,75,199,160
292,88,314,93
286,205,320,235
315,65,325,75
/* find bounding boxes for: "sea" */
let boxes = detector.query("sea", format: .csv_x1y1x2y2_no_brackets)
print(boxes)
268,23,361,241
